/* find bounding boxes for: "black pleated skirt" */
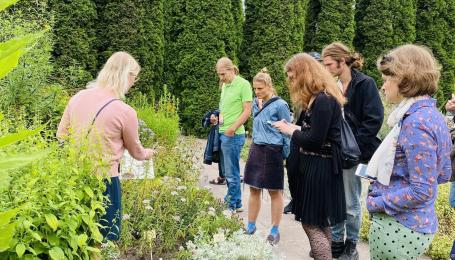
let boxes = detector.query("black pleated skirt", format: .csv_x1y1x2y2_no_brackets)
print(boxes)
292,153,346,227
244,143,284,190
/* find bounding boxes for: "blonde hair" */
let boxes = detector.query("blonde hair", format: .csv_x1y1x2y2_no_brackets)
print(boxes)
322,42,364,70
88,51,140,98
377,44,440,97
285,53,346,109
216,57,239,75
253,67,277,95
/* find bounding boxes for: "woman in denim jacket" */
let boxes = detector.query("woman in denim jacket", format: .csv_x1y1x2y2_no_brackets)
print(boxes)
243,68,291,245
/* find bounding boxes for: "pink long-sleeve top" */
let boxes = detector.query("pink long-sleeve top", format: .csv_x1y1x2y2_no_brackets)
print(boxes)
57,87,150,177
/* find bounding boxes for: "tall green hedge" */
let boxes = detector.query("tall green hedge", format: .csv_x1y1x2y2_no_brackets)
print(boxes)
416,0,455,108
390,0,416,46
164,0,239,136
96,0,164,96
304,0,355,52
230,0,244,64
49,0,98,92
354,0,394,82
240,0,307,101
303,0,321,52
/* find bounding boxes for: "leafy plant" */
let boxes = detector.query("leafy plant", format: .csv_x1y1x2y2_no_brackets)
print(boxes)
0,2,68,130
0,116,107,259
135,87,180,148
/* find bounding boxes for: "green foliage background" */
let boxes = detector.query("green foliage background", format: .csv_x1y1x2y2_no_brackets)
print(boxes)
96,0,164,96
2,0,455,257
240,0,307,101
163,0,241,136
416,0,455,109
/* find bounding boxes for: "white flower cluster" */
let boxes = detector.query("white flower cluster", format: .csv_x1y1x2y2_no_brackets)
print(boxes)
190,229,283,260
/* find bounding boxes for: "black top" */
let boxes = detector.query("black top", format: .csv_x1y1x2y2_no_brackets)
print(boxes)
291,92,342,153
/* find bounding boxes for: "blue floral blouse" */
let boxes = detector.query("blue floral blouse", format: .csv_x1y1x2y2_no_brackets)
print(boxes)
367,98,452,234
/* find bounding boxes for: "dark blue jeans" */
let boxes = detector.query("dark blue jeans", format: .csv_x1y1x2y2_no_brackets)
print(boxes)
219,133,245,209
100,177,122,241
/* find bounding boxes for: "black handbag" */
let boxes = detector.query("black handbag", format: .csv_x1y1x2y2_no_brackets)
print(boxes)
340,115,361,169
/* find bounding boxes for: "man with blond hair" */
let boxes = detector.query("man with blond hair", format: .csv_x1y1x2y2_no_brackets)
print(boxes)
211,57,252,213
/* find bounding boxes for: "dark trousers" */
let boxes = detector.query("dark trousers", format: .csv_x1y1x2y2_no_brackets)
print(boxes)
100,177,122,241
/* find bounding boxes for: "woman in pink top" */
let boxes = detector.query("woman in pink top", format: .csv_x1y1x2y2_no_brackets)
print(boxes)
57,51,154,241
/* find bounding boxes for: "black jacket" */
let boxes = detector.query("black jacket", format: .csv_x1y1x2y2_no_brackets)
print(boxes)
344,69,384,162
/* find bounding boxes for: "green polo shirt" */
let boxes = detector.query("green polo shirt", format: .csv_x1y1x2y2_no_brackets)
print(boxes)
219,75,253,134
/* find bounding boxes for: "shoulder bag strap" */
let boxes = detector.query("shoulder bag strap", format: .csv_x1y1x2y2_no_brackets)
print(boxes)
86,98,119,137
254,96,280,118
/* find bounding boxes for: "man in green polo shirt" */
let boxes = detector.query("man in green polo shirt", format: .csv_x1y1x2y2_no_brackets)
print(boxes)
211,57,252,212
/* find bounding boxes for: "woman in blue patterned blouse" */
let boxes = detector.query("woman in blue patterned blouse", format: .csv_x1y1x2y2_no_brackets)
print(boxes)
366,44,452,259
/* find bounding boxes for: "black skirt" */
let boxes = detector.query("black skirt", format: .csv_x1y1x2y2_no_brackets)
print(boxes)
292,151,346,227
244,143,284,190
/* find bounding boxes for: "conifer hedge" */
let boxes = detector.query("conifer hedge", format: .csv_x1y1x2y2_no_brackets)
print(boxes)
416,0,455,108
164,0,240,135
96,0,164,96
240,0,307,101
303,0,321,52
49,0,98,91
311,0,356,51
354,0,394,82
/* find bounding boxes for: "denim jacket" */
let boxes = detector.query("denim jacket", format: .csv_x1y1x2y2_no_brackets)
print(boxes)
252,97,291,158
202,110,220,164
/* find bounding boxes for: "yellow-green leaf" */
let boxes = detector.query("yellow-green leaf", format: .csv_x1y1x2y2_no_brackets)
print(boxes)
0,49,22,79
0,0,20,11
0,223,16,252
45,214,59,232
85,246,100,253
49,246,65,260
0,150,49,173
16,243,25,257
83,187,94,198
0,126,44,148
30,231,41,241
76,234,87,247
0,208,19,226
0,32,43,60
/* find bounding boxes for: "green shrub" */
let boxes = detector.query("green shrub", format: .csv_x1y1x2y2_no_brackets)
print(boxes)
134,87,180,148
0,117,107,259
119,138,242,259
0,9,68,130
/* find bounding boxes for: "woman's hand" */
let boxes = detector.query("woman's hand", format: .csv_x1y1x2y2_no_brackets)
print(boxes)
272,120,298,136
145,148,156,160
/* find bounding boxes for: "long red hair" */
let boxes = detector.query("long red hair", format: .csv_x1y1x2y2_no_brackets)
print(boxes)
285,53,346,110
